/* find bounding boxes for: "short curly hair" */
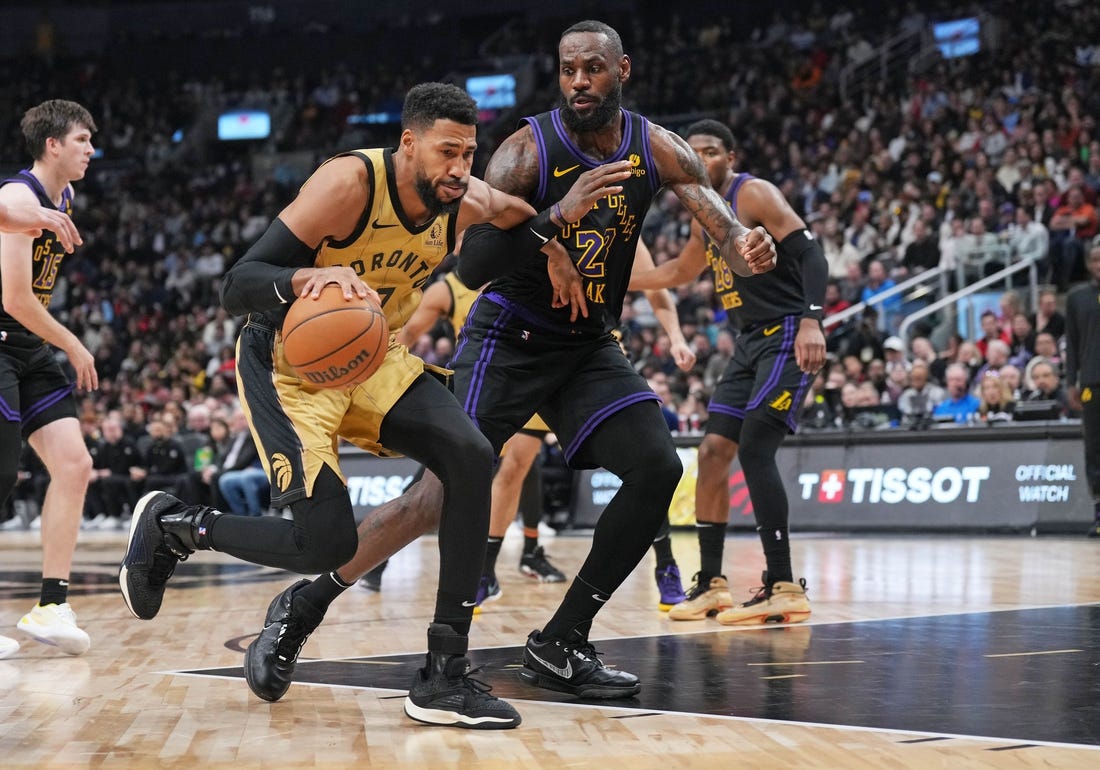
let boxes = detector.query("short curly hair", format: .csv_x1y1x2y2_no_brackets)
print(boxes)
402,83,478,132
684,119,736,153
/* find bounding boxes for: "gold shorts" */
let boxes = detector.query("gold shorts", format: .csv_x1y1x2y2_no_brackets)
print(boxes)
238,319,447,505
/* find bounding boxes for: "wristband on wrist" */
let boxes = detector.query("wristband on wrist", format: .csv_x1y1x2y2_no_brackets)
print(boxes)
552,202,565,226
526,207,559,245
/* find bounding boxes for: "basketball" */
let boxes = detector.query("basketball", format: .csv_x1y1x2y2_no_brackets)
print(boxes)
281,284,389,389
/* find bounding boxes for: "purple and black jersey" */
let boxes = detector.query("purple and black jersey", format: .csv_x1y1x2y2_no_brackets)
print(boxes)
703,173,810,329
486,108,662,336
0,170,73,342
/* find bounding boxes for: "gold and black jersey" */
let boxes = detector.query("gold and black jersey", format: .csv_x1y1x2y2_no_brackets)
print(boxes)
314,148,458,333
0,170,73,341
487,109,661,335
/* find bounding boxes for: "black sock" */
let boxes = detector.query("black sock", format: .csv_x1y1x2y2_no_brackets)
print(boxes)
652,534,675,568
40,577,69,606
433,590,472,637
298,571,352,614
757,525,792,584
523,534,539,556
697,522,727,582
1094,500,1100,521
542,577,608,642
484,537,503,577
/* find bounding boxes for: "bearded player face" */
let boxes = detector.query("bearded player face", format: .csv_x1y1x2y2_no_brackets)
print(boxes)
411,118,474,217
557,30,626,133
558,79,622,134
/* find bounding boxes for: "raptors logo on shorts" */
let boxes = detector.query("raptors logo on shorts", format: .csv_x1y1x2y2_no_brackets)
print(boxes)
270,453,293,492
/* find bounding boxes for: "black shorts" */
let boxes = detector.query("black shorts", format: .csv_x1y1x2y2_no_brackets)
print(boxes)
708,316,811,439
0,338,77,439
452,293,659,469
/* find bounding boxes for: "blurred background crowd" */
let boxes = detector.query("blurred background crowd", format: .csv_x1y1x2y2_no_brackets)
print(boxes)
0,0,1095,528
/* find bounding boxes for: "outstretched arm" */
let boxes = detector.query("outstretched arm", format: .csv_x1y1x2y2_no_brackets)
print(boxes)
628,219,708,291
0,200,82,253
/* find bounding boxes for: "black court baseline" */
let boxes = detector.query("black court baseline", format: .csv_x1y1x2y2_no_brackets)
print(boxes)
179,606,1100,747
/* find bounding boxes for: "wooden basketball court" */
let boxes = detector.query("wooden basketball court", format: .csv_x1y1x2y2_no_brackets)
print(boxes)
1,528,1098,768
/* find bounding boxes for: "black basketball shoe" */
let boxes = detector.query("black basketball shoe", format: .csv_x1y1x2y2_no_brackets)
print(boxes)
403,624,521,729
519,629,640,698
119,491,207,620
244,580,324,702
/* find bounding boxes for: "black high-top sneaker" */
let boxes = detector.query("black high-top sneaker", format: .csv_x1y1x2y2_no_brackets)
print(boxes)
119,491,212,620
404,623,521,729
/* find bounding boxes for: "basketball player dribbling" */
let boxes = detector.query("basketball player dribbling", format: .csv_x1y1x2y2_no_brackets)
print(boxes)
232,19,775,706
118,82,619,729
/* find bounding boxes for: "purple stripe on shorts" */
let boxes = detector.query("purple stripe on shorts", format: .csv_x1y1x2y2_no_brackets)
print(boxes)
23,383,74,422
463,304,513,431
786,372,812,432
451,293,482,364
563,391,658,464
480,292,577,335
747,316,797,411
0,393,20,422
707,402,746,421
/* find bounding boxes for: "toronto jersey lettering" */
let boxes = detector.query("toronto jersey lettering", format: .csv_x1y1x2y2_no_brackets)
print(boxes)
0,170,73,340
313,148,458,332
488,108,661,334
703,173,806,327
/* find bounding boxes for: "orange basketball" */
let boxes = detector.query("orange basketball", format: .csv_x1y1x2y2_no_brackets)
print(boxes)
281,284,389,389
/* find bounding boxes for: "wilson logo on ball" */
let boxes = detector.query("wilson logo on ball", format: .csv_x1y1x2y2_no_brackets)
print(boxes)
302,348,375,385
281,284,389,389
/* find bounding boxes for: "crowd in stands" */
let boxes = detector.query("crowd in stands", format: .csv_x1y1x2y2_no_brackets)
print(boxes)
0,0,1097,526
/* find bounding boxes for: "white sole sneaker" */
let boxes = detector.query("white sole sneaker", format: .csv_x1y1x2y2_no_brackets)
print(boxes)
17,604,91,656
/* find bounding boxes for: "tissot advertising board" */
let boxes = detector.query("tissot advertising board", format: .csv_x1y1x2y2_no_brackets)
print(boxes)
570,429,1092,532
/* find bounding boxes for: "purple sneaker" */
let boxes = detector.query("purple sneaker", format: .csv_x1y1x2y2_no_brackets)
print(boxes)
655,564,685,611
472,574,502,615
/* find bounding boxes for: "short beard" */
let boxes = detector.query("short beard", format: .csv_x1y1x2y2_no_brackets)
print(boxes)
414,174,463,218
558,81,623,133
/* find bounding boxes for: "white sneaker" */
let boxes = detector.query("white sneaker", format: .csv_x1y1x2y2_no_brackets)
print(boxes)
0,634,19,659
17,603,91,655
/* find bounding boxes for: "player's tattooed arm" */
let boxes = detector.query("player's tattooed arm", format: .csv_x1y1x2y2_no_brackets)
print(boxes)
483,125,541,199
459,129,538,233
650,124,775,276
457,126,569,292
